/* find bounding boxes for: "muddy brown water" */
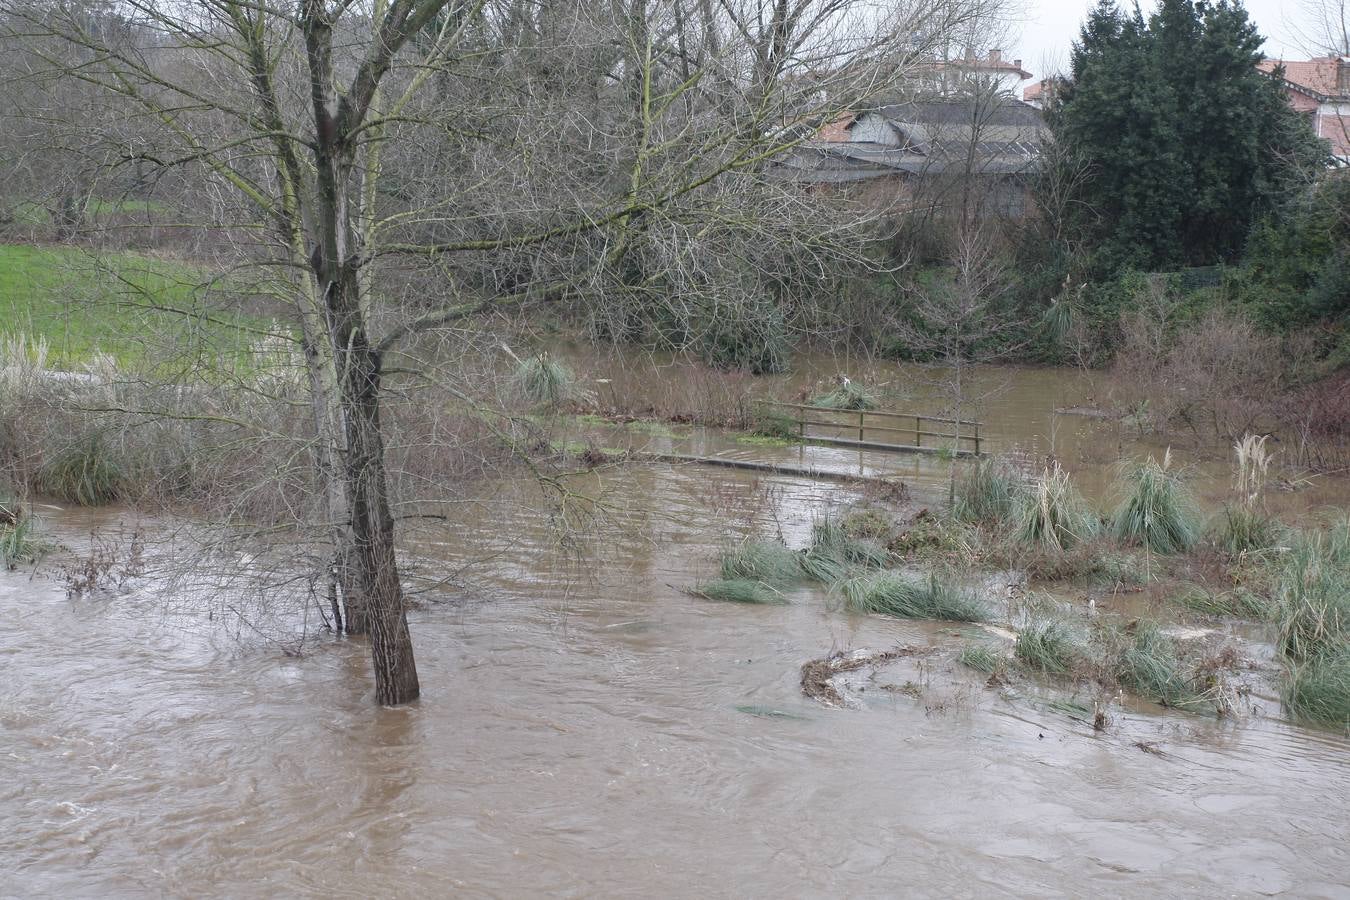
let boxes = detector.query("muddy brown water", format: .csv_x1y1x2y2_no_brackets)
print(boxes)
6,363,1350,897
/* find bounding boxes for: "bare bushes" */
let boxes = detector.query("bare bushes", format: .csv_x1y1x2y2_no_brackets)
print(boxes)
1113,306,1286,443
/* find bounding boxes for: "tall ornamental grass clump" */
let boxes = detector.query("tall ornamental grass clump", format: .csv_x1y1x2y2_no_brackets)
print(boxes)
954,457,1022,525
514,352,576,408
811,379,878,411
837,570,987,622
1111,452,1200,554
1218,434,1281,554
1012,464,1097,551
38,434,125,505
0,497,44,568
1274,521,1350,662
720,539,802,586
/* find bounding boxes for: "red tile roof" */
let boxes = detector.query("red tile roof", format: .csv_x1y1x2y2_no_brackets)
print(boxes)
1258,57,1348,100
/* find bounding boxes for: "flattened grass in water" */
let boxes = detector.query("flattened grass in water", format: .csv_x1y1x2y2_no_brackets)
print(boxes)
808,517,888,568
1111,454,1200,554
693,578,786,604
837,570,987,622
720,539,801,586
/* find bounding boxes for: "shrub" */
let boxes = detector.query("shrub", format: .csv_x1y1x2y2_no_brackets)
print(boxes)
954,457,1022,525
1283,650,1350,729
1012,464,1097,551
1014,619,1082,675
697,301,790,375
1111,453,1200,554
837,570,987,622
719,539,801,586
693,578,786,604
750,409,797,440
38,434,125,505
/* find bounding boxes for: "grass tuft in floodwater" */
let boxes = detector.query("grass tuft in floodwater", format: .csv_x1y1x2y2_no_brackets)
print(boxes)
1274,521,1350,661
1114,622,1200,708
954,456,1023,525
1014,619,1083,675
693,578,786,605
797,516,889,583
720,539,802,586
958,643,1008,675
750,409,797,440
1282,650,1350,730
1111,452,1200,554
1012,464,1097,552
837,570,987,622
811,379,878,411
38,434,125,505
0,503,45,568
514,352,576,408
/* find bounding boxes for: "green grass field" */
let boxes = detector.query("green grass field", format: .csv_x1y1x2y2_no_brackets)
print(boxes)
0,243,281,369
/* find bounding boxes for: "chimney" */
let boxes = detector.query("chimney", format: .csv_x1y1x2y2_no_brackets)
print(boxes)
1013,58,1022,70
989,49,1002,64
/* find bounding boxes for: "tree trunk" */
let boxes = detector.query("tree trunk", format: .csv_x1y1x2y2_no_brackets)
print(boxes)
329,267,420,705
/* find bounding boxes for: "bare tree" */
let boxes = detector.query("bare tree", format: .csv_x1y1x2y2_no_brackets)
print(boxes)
1,0,998,706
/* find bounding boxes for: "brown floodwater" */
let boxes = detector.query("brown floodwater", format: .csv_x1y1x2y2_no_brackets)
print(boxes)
6,362,1350,897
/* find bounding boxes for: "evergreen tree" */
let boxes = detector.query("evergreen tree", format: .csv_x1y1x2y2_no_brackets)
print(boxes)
1051,0,1326,275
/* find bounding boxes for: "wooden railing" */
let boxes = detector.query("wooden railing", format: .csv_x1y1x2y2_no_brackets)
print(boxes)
756,400,982,457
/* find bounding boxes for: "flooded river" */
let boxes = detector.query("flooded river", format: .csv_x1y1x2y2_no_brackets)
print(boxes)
6,359,1350,897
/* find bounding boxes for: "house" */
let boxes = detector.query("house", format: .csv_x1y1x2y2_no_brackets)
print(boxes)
917,49,1033,96
1256,56,1350,162
1021,78,1062,109
771,97,1046,219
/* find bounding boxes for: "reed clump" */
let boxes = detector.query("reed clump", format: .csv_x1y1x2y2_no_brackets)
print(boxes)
1218,434,1280,554
1111,452,1200,554
1012,463,1098,552
693,578,786,604
38,434,125,506
837,570,987,622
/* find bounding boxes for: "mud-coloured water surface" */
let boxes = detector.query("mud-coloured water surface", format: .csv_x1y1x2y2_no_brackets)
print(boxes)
6,454,1350,897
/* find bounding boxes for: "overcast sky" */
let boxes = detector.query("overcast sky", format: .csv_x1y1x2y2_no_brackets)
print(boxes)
1009,0,1315,83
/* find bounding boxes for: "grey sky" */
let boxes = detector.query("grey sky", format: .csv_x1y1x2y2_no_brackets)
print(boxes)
1010,0,1313,84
